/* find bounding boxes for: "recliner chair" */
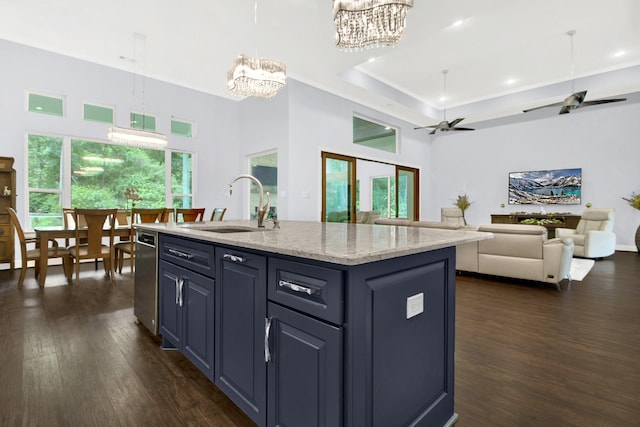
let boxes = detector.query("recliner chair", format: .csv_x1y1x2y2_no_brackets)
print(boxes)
441,207,466,225
555,208,616,259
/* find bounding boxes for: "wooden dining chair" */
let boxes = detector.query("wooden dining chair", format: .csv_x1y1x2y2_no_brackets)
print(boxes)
7,207,72,286
175,208,205,222
114,208,167,273
68,208,117,282
64,207,100,270
210,207,227,221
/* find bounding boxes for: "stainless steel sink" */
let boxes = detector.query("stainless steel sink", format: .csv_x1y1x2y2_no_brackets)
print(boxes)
190,226,267,233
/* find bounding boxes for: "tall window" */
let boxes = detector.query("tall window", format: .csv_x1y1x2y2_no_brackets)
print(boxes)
27,133,191,229
249,151,277,219
28,135,64,227
171,151,193,208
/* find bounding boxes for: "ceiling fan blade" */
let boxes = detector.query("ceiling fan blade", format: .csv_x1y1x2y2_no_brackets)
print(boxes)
580,98,627,107
414,125,438,130
451,127,475,131
523,102,563,113
559,105,572,114
429,128,437,135
448,118,465,127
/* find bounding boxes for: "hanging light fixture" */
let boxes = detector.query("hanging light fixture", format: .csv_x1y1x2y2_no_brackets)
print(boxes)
227,54,286,99
333,0,414,51
227,1,287,99
108,33,167,149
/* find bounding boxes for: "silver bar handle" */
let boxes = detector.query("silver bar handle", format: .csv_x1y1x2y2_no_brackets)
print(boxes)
168,248,194,259
223,253,246,263
178,277,184,307
278,279,316,295
175,276,180,305
264,317,272,363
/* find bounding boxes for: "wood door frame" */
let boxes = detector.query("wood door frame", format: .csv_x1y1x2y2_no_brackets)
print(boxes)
321,151,419,222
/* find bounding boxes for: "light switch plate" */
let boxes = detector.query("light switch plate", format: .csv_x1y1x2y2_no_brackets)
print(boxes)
406,293,424,319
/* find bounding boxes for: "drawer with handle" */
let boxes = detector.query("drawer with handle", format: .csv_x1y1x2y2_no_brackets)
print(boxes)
268,257,343,325
159,234,216,278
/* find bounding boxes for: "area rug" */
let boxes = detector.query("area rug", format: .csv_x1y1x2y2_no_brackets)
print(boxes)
570,258,595,281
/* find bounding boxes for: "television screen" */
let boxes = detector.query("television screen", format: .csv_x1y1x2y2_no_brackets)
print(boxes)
508,168,581,205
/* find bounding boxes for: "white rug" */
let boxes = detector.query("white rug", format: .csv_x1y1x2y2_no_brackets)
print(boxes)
569,258,595,281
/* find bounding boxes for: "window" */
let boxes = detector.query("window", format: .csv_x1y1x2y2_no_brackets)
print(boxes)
130,112,156,131
353,116,397,154
27,133,192,230
83,103,114,124
171,151,193,208
27,135,64,227
70,139,166,209
28,92,64,116
249,151,278,219
171,119,194,137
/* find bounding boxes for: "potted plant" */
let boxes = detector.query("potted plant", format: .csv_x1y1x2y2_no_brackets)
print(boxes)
622,191,640,252
454,194,472,225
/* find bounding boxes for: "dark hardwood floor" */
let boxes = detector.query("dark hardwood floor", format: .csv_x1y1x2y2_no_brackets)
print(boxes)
0,252,638,426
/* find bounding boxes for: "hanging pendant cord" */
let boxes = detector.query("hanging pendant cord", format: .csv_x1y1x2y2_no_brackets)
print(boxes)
567,30,576,93
442,69,448,121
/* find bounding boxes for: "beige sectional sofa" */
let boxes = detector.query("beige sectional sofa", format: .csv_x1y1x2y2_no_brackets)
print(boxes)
374,219,574,287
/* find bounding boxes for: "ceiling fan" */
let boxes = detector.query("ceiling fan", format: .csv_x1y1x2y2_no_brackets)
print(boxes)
415,70,475,135
523,30,626,115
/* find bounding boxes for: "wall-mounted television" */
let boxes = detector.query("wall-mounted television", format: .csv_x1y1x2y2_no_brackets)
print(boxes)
508,168,581,205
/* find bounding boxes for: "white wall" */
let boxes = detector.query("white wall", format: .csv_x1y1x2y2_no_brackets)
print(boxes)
429,101,640,250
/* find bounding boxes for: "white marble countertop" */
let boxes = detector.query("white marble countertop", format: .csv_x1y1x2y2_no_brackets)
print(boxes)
136,220,492,266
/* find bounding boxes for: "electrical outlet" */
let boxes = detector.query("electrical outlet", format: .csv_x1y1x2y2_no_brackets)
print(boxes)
406,293,424,319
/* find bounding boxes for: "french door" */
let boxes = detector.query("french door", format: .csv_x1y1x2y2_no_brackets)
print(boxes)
321,152,419,222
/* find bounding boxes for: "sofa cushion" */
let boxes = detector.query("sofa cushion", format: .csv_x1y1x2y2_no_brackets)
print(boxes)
410,221,463,230
374,218,413,226
478,223,547,236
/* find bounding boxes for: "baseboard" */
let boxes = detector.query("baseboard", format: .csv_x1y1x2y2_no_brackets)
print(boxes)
616,245,638,252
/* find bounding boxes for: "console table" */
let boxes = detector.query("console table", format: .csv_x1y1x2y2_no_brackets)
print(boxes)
491,212,581,238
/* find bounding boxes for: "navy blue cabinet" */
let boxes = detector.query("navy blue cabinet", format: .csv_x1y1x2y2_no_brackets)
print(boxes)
159,235,215,381
157,232,457,427
214,247,267,426
267,302,343,427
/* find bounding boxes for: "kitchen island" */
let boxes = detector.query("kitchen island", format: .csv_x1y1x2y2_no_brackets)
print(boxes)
136,220,490,427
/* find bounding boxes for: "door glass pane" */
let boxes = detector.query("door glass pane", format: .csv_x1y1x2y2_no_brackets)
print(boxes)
71,140,165,209
249,152,278,219
397,169,415,219
325,157,353,222
171,152,192,195
372,177,390,217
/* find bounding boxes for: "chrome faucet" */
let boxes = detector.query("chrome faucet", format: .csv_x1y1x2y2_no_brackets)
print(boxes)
228,174,270,228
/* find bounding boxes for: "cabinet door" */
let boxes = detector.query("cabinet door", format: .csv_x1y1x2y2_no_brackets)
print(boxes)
267,302,343,427
183,270,215,381
215,248,267,426
159,260,183,348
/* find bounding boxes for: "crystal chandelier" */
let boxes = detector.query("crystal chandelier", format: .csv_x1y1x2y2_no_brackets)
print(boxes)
227,54,287,99
333,0,414,50
107,126,167,149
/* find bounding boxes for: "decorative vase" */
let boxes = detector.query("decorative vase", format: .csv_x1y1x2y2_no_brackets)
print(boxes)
636,225,640,253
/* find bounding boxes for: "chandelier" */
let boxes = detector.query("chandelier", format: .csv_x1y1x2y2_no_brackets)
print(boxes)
333,0,414,50
227,54,287,99
108,33,167,149
107,126,167,149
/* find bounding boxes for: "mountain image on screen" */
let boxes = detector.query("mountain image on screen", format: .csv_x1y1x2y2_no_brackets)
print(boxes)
508,168,581,205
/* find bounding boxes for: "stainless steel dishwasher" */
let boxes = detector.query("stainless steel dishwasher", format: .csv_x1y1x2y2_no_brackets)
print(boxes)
134,230,159,335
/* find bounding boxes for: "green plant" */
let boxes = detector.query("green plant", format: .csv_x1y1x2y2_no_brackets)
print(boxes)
623,192,640,211
454,194,472,224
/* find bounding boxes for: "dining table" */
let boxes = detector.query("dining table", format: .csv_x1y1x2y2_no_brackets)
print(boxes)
34,225,131,287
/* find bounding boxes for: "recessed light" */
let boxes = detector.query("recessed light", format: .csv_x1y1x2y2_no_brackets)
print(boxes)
451,19,465,27
505,78,517,85
367,57,376,63
439,96,448,102
613,50,626,57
